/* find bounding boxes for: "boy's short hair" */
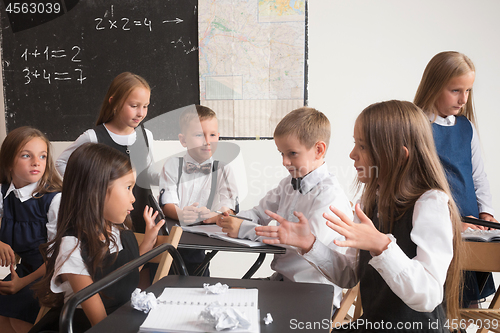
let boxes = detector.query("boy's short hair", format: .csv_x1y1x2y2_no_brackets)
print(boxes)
179,104,217,133
274,107,330,150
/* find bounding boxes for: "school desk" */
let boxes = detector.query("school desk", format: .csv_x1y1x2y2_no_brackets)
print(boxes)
86,275,335,333
166,219,286,278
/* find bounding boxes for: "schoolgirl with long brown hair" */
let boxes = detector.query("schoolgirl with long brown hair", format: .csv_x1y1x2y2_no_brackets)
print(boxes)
31,143,164,333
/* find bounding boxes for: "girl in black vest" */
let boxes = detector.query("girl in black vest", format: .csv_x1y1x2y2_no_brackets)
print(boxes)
55,72,158,233
256,101,464,332
31,143,164,333
0,127,62,333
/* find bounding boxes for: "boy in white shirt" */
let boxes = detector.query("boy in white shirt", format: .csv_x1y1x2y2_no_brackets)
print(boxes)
218,107,352,309
159,105,238,275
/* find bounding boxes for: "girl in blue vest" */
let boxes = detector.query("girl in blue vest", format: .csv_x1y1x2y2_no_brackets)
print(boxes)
32,143,164,333
256,101,463,332
55,72,158,234
0,126,62,333
414,51,496,307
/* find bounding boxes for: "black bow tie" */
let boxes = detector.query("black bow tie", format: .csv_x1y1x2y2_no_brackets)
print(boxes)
291,177,303,192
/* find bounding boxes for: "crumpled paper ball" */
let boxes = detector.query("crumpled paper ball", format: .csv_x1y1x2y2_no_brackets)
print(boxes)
199,301,251,331
203,282,229,294
130,288,157,313
263,312,273,325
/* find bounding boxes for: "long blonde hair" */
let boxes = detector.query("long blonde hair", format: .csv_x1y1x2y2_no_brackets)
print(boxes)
414,51,476,125
356,100,463,320
96,72,150,125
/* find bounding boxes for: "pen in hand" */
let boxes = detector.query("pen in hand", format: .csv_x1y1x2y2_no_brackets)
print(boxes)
215,211,253,222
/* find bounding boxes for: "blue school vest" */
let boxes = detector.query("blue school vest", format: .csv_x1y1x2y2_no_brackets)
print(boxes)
0,184,58,272
432,116,479,217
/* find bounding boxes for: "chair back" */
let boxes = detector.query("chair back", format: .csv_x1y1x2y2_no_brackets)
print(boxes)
134,225,183,283
460,241,500,333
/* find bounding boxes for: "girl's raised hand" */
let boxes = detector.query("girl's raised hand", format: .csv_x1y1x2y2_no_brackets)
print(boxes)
141,205,165,254
0,241,16,267
325,204,390,256
255,210,316,253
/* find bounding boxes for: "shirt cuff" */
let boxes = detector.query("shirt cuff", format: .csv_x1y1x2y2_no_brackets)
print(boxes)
237,220,259,240
159,188,179,206
369,234,408,278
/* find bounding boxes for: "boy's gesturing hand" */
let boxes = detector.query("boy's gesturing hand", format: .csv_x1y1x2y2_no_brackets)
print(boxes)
255,210,316,253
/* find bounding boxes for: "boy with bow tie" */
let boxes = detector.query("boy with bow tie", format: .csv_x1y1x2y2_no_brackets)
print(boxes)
217,107,351,311
159,105,238,275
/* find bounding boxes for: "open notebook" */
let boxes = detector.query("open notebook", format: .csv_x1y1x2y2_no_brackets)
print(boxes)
139,287,259,333
182,224,265,247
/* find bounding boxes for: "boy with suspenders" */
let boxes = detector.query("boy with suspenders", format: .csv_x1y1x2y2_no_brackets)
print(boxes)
159,105,239,275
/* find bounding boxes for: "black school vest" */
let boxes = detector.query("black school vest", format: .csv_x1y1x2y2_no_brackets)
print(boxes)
94,124,152,233
81,229,140,314
355,207,447,332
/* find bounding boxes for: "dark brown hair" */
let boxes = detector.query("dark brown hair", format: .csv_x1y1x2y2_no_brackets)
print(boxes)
35,143,133,307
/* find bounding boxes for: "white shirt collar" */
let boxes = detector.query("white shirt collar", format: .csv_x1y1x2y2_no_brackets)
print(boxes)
184,152,214,166
299,162,329,194
103,123,137,146
5,182,38,202
427,113,456,126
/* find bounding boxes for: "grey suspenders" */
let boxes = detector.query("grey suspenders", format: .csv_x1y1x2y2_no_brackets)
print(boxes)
175,157,219,210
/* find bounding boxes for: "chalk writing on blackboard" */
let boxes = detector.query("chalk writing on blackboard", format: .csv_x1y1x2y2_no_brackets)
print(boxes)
1,0,200,141
19,45,86,85
94,5,187,33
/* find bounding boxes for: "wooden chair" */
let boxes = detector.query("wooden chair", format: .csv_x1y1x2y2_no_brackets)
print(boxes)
460,242,500,333
331,283,362,328
34,226,184,324
134,225,183,284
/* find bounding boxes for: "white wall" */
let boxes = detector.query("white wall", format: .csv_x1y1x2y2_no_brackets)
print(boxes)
307,0,500,213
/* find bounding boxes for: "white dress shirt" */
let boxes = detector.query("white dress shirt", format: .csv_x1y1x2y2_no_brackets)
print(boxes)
50,226,122,305
303,190,453,312
159,153,239,213
55,125,159,185
0,182,61,242
429,114,494,216
237,163,353,308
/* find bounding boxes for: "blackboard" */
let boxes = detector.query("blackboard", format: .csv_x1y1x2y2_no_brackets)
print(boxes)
0,0,200,141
